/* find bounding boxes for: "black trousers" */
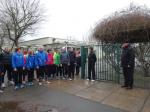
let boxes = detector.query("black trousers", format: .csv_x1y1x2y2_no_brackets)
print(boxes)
0,75,2,89
55,65,62,77
38,66,46,82
62,64,69,78
3,64,13,83
36,68,40,79
28,68,34,82
122,67,134,87
23,69,27,81
13,67,23,86
76,65,80,75
45,64,55,78
68,63,75,79
88,64,96,80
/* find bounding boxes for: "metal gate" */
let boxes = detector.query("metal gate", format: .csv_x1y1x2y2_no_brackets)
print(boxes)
81,44,121,83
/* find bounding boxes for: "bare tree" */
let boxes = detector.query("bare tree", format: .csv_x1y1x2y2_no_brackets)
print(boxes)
0,23,8,52
0,0,43,49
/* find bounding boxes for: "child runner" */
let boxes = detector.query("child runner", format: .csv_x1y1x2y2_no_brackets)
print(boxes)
22,50,28,85
12,48,25,90
26,50,35,86
35,47,47,85
45,49,54,83
54,49,62,79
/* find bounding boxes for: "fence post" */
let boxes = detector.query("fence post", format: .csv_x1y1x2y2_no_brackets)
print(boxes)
116,44,121,84
81,46,86,79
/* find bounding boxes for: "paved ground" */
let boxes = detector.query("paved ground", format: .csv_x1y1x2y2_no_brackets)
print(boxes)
0,79,150,112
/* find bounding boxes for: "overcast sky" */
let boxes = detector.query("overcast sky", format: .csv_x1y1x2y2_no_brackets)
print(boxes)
26,0,150,41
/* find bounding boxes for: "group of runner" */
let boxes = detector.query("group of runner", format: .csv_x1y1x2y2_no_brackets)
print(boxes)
0,47,81,92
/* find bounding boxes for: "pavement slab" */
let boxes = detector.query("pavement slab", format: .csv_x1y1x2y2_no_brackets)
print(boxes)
102,92,146,112
142,95,150,112
0,79,149,112
0,84,126,112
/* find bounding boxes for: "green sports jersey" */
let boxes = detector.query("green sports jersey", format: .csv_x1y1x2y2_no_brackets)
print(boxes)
54,52,61,65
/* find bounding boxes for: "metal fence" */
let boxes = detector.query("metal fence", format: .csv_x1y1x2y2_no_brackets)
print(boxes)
81,43,150,89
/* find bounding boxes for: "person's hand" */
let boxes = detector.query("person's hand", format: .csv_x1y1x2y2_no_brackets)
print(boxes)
60,64,62,67
23,67,25,70
128,65,130,68
36,66,39,69
1,72,4,76
14,68,17,71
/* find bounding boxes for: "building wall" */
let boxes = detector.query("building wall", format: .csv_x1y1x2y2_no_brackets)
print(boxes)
19,37,52,46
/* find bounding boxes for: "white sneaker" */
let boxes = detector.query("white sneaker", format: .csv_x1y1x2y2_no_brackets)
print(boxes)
69,78,72,81
30,82,34,86
14,86,19,90
9,81,14,85
47,81,51,84
39,82,42,86
86,79,90,81
22,81,26,84
2,83,6,88
91,80,95,82
20,84,25,88
0,89,4,93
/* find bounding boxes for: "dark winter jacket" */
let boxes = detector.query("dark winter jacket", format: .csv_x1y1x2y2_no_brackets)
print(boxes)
68,51,76,63
88,52,97,66
76,56,81,67
121,46,135,68
2,52,12,65
60,51,70,64
0,62,4,73
0,54,4,73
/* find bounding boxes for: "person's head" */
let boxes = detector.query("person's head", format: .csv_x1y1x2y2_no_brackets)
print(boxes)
76,48,80,53
4,48,10,53
15,47,21,53
68,47,73,52
57,50,60,54
89,47,94,53
73,48,75,52
77,51,80,54
61,47,66,52
28,50,33,55
54,49,58,53
23,50,28,55
47,49,52,53
122,43,130,48
38,47,44,52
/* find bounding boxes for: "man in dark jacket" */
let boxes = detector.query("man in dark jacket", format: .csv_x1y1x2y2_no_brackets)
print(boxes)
75,50,81,76
60,48,70,79
68,47,76,80
121,43,135,89
2,48,13,86
0,62,4,93
88,47,97,81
